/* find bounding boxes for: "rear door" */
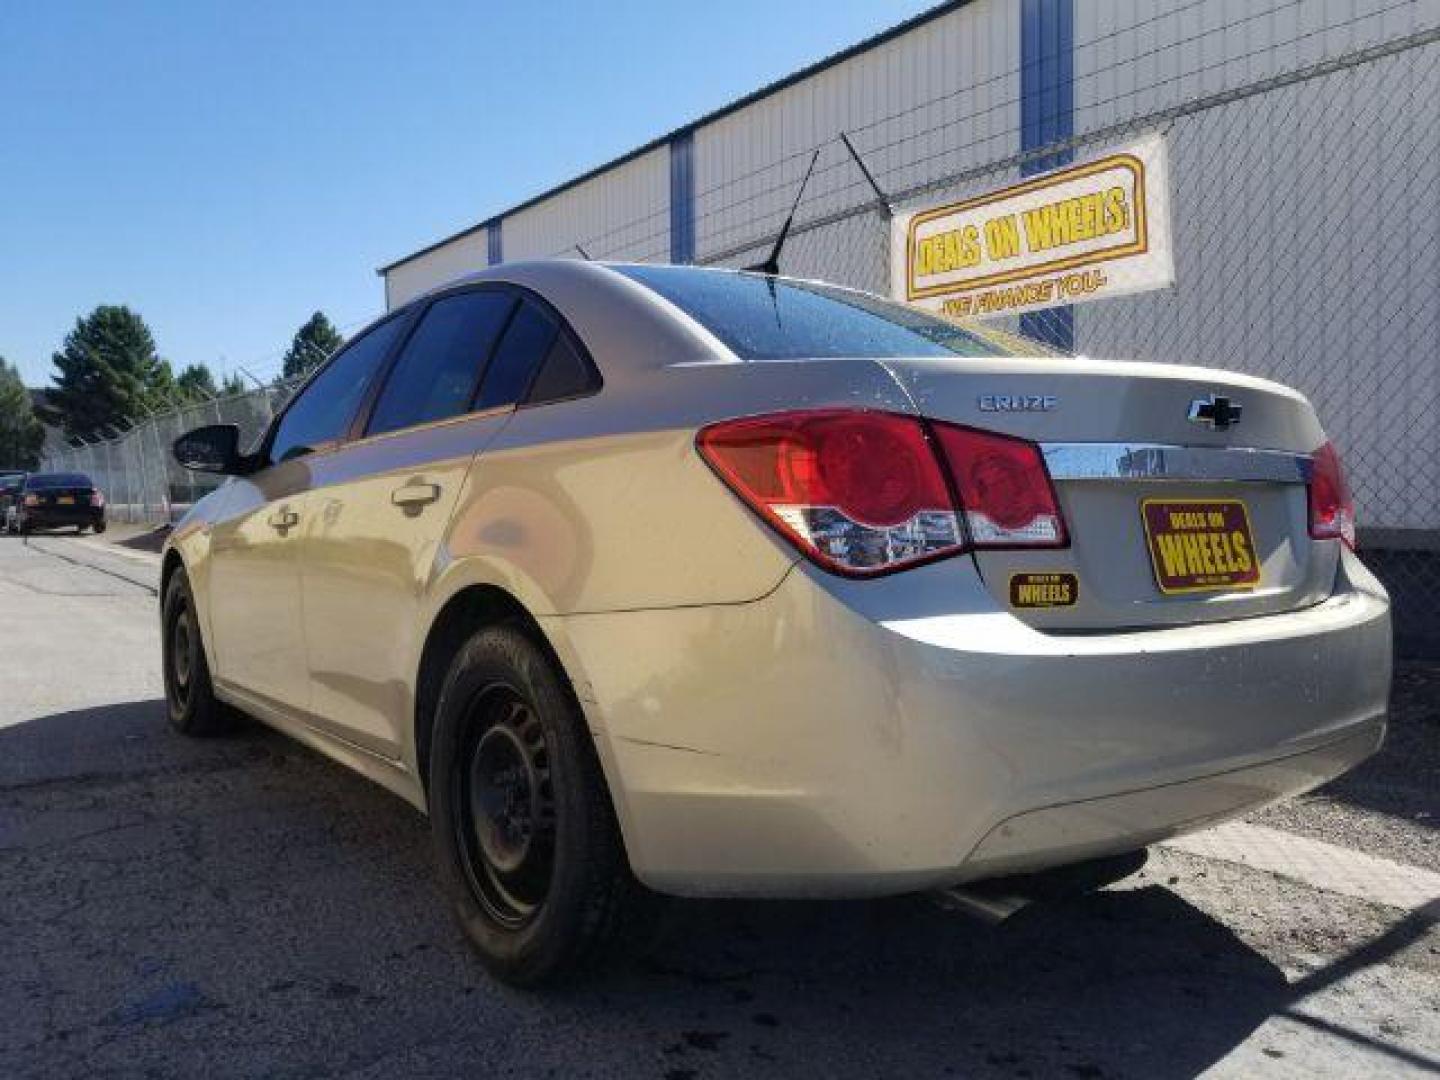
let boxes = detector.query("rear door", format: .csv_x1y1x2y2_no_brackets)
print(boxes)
207,313,408,712
295,286,521,757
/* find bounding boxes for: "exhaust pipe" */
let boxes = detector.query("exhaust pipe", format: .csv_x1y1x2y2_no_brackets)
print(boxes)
931,849,1150,925
932,882,1034,924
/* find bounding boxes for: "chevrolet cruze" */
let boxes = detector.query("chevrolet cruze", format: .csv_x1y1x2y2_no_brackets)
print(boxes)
164,261,1390,984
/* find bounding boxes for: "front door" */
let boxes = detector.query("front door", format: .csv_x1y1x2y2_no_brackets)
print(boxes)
207,465,312,712
206,309,412,717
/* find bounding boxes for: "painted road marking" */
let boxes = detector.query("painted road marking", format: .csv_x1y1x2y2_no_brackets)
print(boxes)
1163,821,1440,912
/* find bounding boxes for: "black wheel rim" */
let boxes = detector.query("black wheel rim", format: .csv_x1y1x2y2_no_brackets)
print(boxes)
166,597,195,714
453,685,556,929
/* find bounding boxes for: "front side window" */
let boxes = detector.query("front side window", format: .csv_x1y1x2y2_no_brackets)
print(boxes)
616,264,1020,361
367,289,517,437
268,314,407,464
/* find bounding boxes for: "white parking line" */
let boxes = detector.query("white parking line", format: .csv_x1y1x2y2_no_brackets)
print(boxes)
1163,821,1440,912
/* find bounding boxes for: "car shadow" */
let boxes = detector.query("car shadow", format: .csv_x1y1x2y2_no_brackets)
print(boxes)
1,699,1429,1078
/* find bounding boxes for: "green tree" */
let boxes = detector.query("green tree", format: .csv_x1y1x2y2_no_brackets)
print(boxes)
175,363,219,402
220,372,246,397
48,305,170,436
0,359,46,470
281,311,344,379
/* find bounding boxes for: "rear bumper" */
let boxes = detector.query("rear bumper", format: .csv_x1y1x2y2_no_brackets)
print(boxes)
21,508,103,529
555,549,1390,898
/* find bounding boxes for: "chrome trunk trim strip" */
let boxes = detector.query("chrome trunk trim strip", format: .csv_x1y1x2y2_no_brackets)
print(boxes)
1042,443,1312,484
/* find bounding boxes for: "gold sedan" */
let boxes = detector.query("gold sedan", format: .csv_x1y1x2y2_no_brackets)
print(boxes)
165,261,1389,985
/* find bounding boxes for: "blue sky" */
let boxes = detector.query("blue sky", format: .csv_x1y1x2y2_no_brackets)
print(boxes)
0,1,934,387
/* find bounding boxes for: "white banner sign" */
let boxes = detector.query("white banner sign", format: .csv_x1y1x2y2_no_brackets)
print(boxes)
891,133,1174,319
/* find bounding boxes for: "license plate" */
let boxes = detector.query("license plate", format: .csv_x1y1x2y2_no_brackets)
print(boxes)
1141,499,1259,594
56,496,75,505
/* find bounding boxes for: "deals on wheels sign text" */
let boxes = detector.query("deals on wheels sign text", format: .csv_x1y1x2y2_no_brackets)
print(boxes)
892,133,1174,319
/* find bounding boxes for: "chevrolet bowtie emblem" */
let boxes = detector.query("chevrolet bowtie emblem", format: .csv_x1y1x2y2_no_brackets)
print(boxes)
1188,393,1243,431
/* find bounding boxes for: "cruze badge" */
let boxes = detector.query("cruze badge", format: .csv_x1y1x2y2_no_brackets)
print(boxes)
978,393,1058,413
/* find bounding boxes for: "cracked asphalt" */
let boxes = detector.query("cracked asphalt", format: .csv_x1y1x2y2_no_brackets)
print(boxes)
1,534,1437,1079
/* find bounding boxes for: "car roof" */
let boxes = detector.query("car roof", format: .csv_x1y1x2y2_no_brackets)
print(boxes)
388,260,739,374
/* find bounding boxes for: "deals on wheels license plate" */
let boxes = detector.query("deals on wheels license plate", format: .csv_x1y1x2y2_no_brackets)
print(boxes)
1141,499,1259,594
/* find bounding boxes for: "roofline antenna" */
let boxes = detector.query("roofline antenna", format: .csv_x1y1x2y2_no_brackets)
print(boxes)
574,243,592,261
747,147,821,276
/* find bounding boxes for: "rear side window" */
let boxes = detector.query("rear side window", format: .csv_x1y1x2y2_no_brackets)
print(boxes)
476,297,599,410
270,315,407,463
616,264,1013,360
26,473,91,489
367,290,516,436
526,333,597,404
475,299,552,410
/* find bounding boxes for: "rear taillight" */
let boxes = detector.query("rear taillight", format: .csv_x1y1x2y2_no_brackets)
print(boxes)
930,423,1068,548
1308,440,1356,550
697,409,1066,576
23,493,38,507
89,489,104,508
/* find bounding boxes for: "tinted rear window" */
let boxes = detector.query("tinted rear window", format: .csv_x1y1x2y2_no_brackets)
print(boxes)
27,473,91,489
616,265,1015,361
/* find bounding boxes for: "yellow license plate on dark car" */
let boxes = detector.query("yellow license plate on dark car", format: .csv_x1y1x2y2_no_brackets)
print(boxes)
1141,498,1259,595
56,496,75,505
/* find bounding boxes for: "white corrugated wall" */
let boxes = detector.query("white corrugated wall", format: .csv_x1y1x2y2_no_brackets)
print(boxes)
694,0,1018,292
1071,0,1440,530
504,146,670,263
384,228,489,308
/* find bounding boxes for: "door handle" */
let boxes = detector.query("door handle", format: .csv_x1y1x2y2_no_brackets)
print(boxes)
267,508,300,531
391,482,441,509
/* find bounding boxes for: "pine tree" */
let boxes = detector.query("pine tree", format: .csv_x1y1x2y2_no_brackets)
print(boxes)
0,359,45,470
48,305,169,436
176,363,220,402
281,312,345,379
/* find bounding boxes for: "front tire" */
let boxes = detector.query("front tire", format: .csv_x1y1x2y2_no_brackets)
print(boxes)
162,567,235,736
429,625,651,986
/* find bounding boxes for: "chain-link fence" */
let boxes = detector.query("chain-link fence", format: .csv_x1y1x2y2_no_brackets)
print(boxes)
40,378,301,526
41,12,1440,653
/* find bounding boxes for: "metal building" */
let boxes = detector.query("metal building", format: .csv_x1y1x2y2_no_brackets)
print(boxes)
378,0,1440,650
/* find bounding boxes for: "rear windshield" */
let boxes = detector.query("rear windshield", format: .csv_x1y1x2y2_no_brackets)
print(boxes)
26,473,92,489
616,264,1021,361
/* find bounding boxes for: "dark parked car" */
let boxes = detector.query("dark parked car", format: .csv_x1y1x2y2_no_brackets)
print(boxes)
7,472,106,535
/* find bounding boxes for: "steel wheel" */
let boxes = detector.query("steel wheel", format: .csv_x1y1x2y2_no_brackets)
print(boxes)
166,592,197,716
454,685,557,929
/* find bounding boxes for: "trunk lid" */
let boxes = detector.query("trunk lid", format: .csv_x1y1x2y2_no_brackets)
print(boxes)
880,356,1336,630
34,486,93,507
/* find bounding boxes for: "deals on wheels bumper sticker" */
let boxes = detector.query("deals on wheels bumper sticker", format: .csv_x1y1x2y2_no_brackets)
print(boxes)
1010,571,1079,608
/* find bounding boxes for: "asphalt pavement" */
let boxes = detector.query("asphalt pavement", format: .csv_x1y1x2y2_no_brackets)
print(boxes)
1,532,1436,1079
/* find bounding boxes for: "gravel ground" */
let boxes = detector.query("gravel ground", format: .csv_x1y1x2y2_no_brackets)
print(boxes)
2,535,1437,1079
1252,661,1440,872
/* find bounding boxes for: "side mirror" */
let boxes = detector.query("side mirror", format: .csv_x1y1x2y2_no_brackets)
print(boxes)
173,424,250,475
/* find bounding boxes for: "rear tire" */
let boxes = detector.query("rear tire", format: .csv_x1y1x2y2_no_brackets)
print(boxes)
428,624,654,986
93,521,107,535
162,567,236,736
